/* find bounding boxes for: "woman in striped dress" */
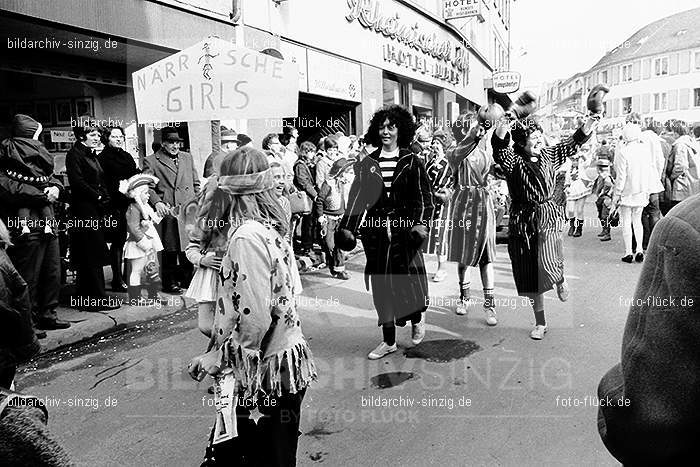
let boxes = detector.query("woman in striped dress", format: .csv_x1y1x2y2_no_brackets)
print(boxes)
423,131,452,282
492,115,597,340
446,113,498,325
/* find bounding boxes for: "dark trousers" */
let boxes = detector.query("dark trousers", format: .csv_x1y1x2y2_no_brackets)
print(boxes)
596,197,611,227
8,233,60,323
0,364,16,389
206,389,305,466
299,213,315,252
641,193,661,251
161,251,193,289
72,230,108,300
108,211,127,286
320,217,344,273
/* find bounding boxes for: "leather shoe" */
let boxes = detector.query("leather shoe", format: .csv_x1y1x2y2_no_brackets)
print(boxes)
111,281,128,292
162,284,183,294
37,318,71,330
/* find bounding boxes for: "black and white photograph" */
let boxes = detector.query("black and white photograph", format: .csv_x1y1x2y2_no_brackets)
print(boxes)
1,0,699,466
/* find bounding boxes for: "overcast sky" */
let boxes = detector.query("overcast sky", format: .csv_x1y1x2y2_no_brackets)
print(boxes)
509,0,700,91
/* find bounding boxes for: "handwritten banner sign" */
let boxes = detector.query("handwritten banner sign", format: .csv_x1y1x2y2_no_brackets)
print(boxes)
132,38,299,123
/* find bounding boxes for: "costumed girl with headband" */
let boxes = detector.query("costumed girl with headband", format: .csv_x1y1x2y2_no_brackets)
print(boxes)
491,87,606,340
187,147,316,466
120,174,164,304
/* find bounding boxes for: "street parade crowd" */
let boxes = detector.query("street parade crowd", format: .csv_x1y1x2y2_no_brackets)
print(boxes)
1,82,700,464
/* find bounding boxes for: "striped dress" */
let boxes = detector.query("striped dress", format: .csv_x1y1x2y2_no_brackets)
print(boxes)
492,129,590,295
446,133,497,267
423,156,452,255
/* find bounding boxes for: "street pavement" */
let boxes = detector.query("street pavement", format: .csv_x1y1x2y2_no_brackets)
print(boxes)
16,203,640,466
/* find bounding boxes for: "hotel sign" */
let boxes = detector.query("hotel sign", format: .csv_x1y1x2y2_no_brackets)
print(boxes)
346,0,469,85
492,71,521,94
443,0,483,21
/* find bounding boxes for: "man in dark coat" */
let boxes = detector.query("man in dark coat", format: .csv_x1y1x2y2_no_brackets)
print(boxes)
597,194,700,464
144,127,200,294
66,118,120,311
202,129,239,178
0,114,70,330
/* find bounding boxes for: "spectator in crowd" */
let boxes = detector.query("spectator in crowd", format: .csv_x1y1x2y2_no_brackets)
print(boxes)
293,141,318,256
188,148,316,466
597,194,700,465
592,159,615,242
315,158,353,280
0,114,69,332
424,130,451,282
315,136,339,190
66,117,120,311
98,126,140,292
281,125,299,153
637,118,666,251
664,119,699,213
336,135,352,159
270,161,293,246
613,123,656,264
262,133,284,164
202,129,239,178
595,139,612,161
144,127,200,294
0,218,40,389
235,133,252,149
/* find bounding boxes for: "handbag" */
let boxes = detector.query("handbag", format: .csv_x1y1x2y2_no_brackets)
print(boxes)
289,191,312,214
608,207,620,228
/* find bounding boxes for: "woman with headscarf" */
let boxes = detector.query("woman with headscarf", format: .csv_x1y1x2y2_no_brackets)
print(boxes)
335,105,434,360
187,147,316,466
445,111,499,325
492,114,598,339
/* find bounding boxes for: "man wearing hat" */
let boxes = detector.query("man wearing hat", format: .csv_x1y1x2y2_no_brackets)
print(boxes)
143,127,200,294
202,129,238,178
592,158,615,242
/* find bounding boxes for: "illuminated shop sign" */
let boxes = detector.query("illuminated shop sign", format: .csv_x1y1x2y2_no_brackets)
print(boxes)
346,0,469,85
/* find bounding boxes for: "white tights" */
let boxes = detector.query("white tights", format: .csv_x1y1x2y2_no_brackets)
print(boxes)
128,256,148,286
620,205,643,256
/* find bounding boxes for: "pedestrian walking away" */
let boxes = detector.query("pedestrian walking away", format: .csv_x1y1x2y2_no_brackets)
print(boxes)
188,147,316,466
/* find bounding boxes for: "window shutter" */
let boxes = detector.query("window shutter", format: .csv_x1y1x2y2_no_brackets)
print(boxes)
679,88,690,109
668,89,678,110
612,65,620,85
641,94,651,113
679,51,691,73
669,53,679,75
632,95,641,113
632,60,641,81
642,58,651,79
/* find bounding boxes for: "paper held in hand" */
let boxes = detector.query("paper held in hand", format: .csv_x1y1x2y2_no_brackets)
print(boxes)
213,371,237,444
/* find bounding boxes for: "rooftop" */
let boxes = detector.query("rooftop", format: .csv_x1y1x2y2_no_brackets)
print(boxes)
591,7,700,70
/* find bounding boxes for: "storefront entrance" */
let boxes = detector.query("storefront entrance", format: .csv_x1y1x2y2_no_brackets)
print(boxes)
288,94,358,145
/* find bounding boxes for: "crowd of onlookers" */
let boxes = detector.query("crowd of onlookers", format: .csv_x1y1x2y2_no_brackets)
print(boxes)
557,115,700,261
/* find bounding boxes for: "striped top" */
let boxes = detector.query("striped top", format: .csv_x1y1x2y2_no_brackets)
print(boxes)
378,148,400,193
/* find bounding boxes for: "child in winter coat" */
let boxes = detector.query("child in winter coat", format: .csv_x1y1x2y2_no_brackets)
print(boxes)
315,158,353,280
120,174,164,304
592,159,615,241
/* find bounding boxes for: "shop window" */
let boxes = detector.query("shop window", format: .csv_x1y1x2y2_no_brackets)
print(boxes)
654,57,669,76
383,78,401,107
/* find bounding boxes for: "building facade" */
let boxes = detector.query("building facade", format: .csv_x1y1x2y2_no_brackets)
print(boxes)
540,7,700,132
1,0,512,176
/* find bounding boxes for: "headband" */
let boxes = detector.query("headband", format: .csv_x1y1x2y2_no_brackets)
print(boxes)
215,168,276,195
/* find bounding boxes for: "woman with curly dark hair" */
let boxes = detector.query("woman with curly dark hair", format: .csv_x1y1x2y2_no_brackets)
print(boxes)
336,105,434,359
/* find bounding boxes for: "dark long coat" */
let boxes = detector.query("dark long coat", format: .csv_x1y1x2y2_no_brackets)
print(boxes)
143,149,200,252
340,148,434,325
